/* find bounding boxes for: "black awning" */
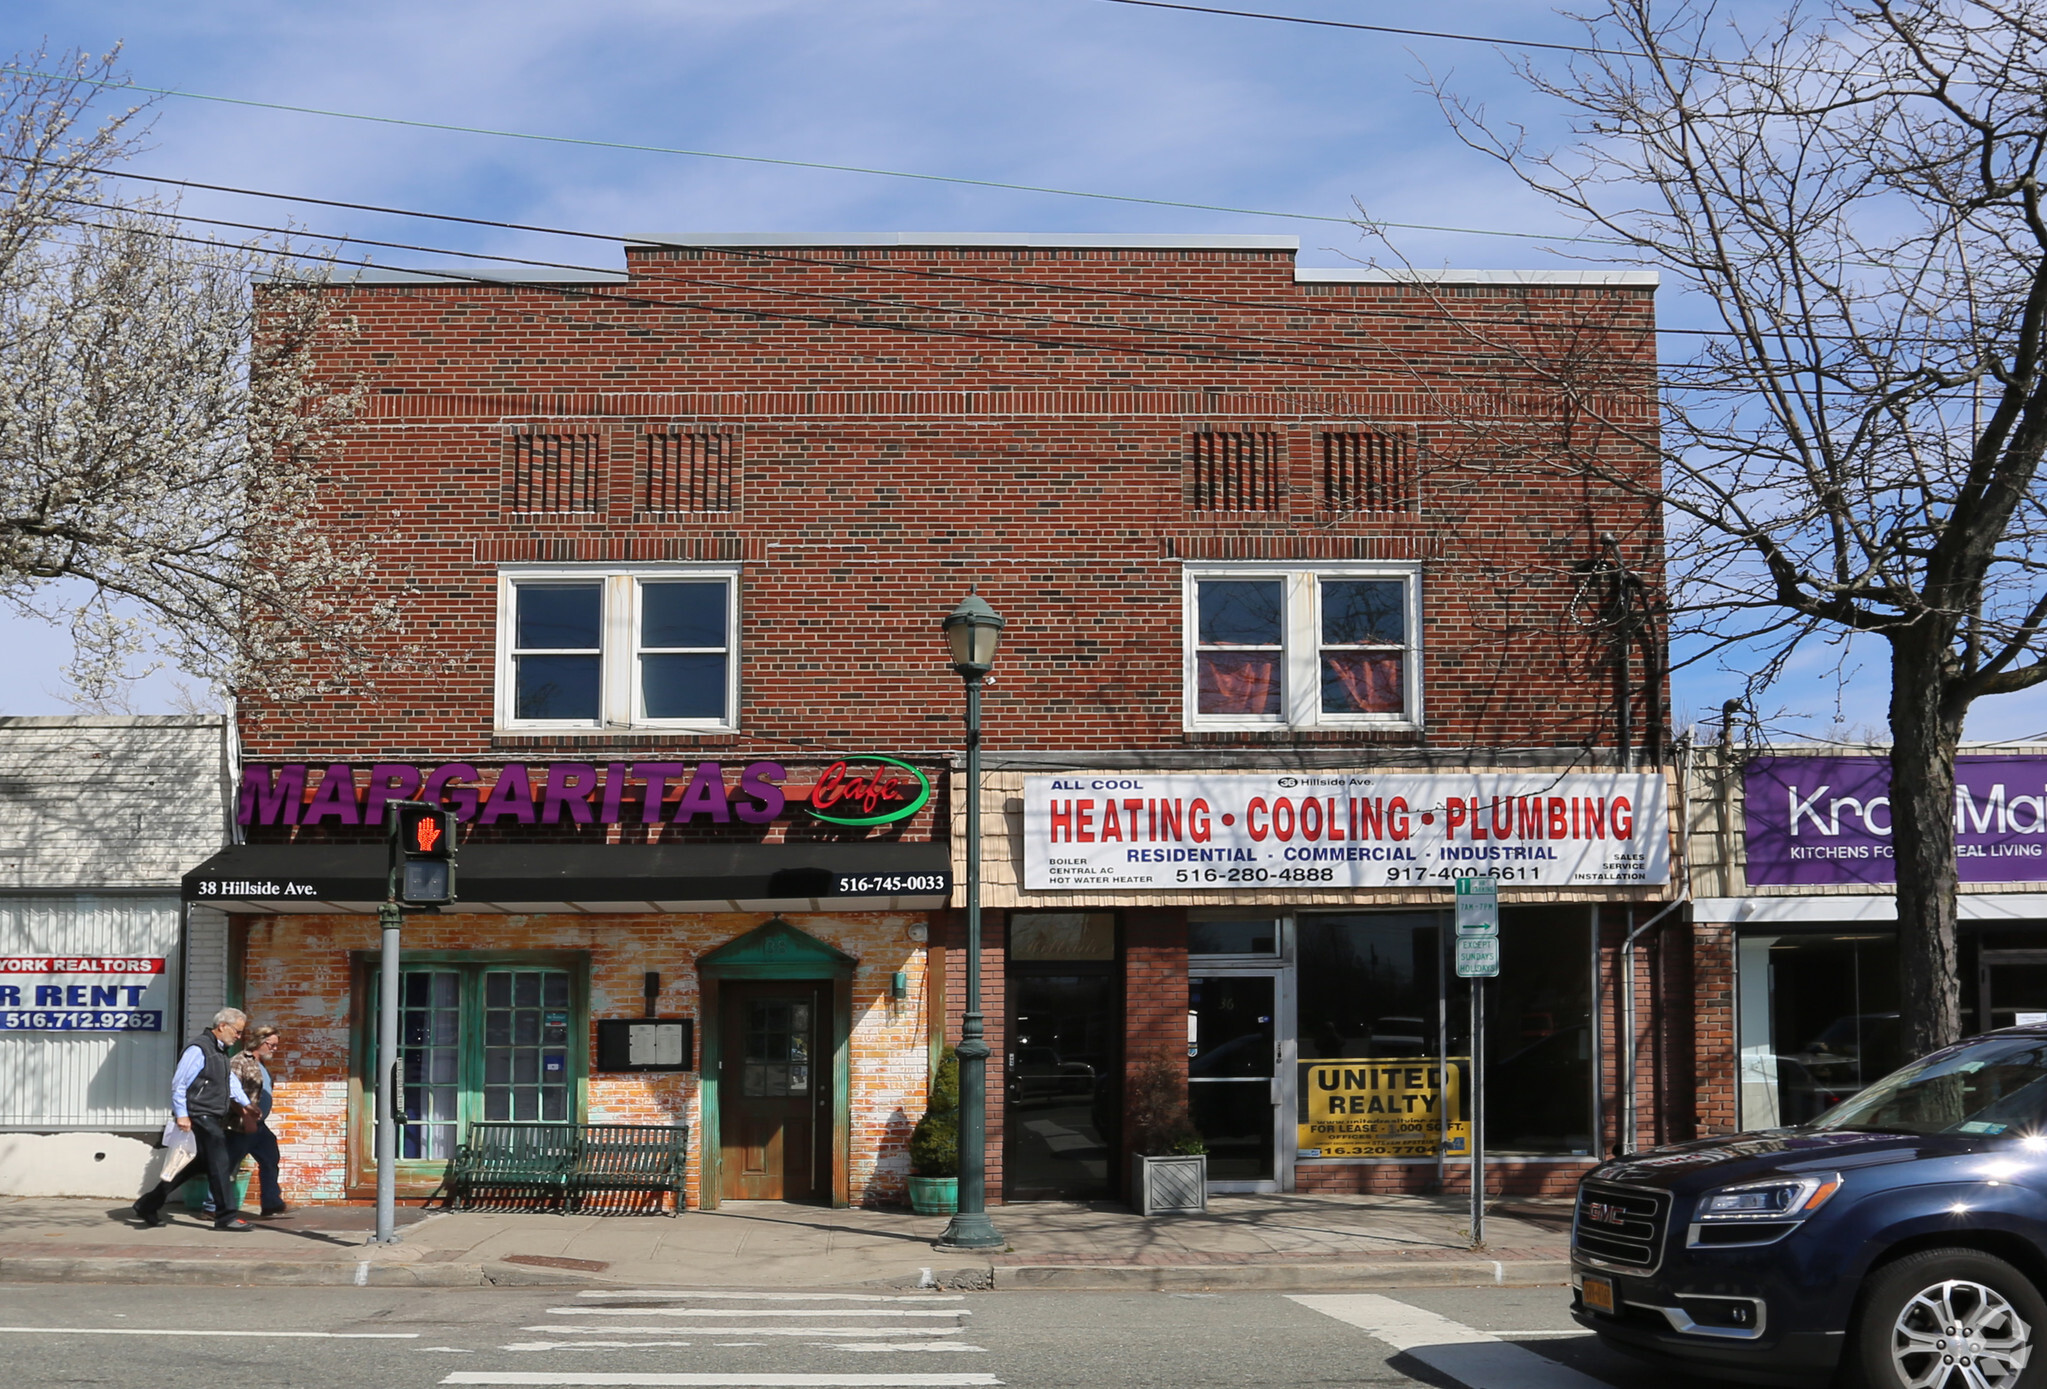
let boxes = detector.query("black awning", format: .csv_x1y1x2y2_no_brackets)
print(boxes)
181,841,952,914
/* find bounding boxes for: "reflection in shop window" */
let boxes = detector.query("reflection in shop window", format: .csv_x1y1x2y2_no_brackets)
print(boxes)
1295,908,1591,1158
365,956,585,1171
1188,913,1280,956
1737,933,1901,1130
1009,913,1116,962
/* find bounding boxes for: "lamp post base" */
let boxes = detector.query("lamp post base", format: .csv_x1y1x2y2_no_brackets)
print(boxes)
934,1210,1005,1250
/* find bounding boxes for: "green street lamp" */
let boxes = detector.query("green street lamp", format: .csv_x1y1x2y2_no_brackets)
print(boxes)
936,588,1006,1251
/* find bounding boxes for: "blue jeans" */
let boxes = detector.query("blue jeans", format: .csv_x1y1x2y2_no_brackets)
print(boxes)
225,1123,284,1212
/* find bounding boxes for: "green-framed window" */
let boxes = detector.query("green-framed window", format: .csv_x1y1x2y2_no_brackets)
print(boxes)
356,952,587,1170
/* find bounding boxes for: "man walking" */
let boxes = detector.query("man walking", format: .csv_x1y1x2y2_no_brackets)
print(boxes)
132,1008,254,1230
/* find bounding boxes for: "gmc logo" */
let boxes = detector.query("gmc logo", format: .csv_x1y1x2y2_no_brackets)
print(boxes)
1584,1201,1630,1227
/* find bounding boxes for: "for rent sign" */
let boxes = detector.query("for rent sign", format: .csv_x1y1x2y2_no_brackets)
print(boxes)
1745,755,2047,886
0,956,167,1032
1021,773,1670,891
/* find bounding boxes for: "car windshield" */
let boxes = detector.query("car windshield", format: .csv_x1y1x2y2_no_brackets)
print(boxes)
1810,1035,2047,1137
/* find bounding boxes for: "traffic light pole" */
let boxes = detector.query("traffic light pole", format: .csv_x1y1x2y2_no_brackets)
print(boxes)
374,897,402,1245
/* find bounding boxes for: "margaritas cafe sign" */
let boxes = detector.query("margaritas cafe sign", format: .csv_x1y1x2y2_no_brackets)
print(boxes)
237,758,930,829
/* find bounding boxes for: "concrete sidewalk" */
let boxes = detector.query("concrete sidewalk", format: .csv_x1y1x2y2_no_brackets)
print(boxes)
0,1192,1571,1291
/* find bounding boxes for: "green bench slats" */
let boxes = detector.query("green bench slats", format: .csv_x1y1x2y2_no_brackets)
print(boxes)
446,1121,689,1216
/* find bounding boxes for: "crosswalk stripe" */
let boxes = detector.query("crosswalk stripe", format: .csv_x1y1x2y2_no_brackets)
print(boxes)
439,1375,1002,1386
0,1327,417,1339
548,1311,965,1320
1288,1295,1611,1389
521,1329,962,1339
577,1294,962,1304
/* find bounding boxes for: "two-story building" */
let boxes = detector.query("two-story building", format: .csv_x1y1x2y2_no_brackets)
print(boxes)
183,233,1673,1208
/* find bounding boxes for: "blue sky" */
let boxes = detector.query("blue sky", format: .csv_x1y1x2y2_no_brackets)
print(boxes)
4,0,2041,742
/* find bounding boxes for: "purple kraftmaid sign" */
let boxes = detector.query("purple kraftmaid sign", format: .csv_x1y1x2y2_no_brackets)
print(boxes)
1744,755,2047,886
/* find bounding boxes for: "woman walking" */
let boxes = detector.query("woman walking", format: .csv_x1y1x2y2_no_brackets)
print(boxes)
226,1025,289,1217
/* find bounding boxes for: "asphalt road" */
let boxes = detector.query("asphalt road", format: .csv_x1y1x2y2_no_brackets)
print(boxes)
0,1282,1738,1389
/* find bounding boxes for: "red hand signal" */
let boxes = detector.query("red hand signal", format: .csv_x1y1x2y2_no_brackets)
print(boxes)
412,815,443,854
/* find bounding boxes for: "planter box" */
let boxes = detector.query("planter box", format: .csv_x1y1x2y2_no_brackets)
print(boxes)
908,1175,958,1215
1131,1153,1207,1216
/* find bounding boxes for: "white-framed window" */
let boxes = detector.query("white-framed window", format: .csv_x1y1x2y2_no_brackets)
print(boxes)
494,565,739,731
1182,564,1421,731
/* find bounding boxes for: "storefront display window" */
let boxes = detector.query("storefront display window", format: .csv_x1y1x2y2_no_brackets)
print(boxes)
364,955,586,1169
1188,912,1281,957
1293,907,1592,1158
1006,913,1119,1200
1486,907,1594,1156
1009,912,1116,962
1737,932,1902,1130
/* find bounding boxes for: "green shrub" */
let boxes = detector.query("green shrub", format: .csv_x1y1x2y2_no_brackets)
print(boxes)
909,1046,960,1177
1127,1050,1206,1157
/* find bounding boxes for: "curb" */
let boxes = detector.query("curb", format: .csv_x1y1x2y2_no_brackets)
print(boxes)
0,1256,594,1288
991,1259,1574,1291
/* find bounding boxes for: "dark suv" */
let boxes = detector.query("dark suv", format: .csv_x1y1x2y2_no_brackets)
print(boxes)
1572,1027,2047,1387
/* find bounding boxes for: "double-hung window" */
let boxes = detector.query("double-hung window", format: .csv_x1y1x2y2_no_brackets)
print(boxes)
496,566,738,730
1184,565,1420,730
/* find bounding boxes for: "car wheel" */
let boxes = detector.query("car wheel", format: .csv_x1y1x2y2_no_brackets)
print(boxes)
1851,1247,2047,1389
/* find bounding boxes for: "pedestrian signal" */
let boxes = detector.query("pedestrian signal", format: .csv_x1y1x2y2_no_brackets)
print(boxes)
386,800,457,906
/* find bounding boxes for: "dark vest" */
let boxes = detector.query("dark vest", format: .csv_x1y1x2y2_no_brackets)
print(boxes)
182,1032,233,1120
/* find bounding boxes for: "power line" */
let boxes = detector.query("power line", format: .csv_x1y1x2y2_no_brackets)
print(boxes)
49,166,1960,365
46,161,1983,369
29,159,1673,352
0,60,1623,246
1088,0,1633,56
52,193,1431,371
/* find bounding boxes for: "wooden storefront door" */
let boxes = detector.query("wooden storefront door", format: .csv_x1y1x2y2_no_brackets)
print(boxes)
718,981,831,1202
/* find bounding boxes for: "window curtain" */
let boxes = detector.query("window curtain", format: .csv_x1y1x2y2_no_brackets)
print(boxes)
1321,652,1402,714
1197,651,1281,714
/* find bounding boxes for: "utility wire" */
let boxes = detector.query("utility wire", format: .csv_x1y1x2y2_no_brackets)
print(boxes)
0,60,1626,246
44,168,1962,364
23,159,1674,357
85,200,1933,390
54,192,1462,371
1088,0,1633,56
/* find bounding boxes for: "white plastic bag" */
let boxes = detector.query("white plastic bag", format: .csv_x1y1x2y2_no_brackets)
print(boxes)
159,1119,198,1182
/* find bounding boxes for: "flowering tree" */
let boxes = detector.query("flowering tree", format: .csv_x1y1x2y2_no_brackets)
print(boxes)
0,49,379,705
1437,1,2047,1056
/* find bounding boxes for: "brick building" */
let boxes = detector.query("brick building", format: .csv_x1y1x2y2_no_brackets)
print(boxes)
183,233,1674,1208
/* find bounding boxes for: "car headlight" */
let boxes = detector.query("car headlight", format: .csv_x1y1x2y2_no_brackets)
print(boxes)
1695,1174,1842,1222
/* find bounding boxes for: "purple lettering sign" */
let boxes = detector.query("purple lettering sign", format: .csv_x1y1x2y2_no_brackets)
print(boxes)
233,758,935,830
1744,755,2047,886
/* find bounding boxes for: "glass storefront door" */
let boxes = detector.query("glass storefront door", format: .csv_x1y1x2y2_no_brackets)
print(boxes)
1737,932,1902,1129
1980,950,2047,1034
1189,971,1291,1190
1005,971,1119,1199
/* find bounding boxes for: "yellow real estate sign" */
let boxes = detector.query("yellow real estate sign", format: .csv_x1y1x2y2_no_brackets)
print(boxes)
1296,1059,1470,1158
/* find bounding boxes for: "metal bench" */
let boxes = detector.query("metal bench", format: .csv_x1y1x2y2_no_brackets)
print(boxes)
445,1121,688,1215
445,1122,581,1213
569,1123,690,1217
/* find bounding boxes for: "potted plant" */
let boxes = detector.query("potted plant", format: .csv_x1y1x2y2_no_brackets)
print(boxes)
907,1046,960,1215
1127,1050,1208,1216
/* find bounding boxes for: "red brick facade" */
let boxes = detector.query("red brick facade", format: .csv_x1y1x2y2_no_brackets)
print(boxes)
221,236,1669,1209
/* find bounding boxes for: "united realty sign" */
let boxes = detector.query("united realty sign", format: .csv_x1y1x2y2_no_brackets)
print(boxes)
1022,772,1670,891
1745,755,2047,886
238,758,931,828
